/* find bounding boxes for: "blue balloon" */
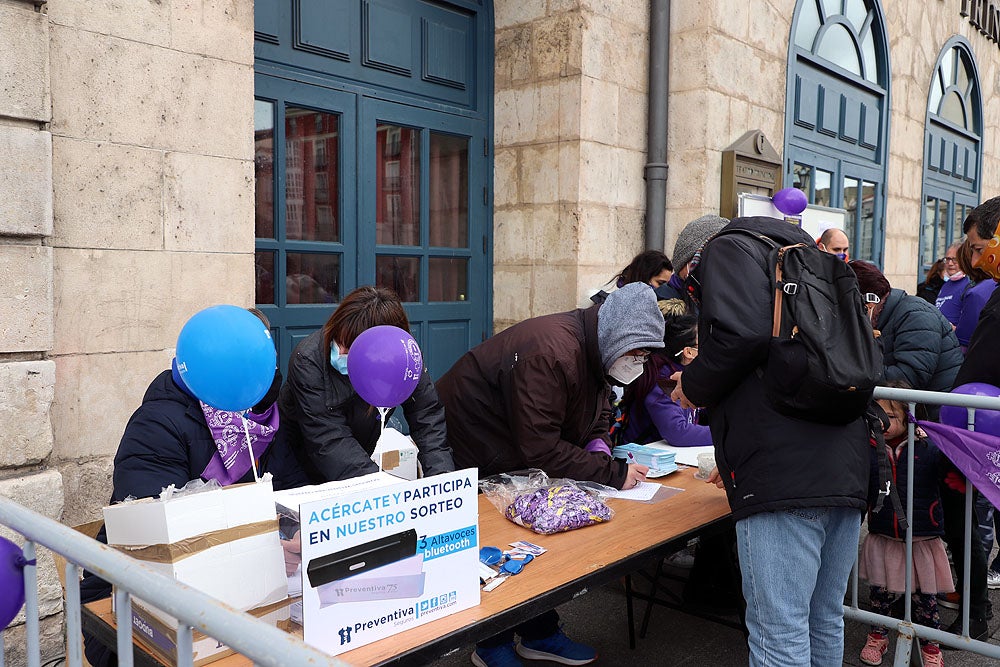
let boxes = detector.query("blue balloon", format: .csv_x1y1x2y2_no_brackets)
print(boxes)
175,306,277,411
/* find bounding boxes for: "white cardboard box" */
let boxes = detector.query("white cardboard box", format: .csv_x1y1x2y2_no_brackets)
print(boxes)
293,469,480,656
103,480,278,546
129,594,295,667
371,427,419,481
103,478,287,624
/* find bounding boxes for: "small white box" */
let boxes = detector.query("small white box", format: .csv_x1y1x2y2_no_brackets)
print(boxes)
371,427,419,481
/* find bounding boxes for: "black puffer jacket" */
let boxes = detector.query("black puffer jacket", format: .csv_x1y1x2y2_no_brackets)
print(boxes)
867,436,947,539
680,217,869,521
876,289,963,393
278,330,454,482
81,369,308,667
106,370,308,500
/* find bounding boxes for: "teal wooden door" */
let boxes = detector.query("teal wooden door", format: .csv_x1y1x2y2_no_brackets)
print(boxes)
360,97,488,379
253,83,358,369
254,0,494,380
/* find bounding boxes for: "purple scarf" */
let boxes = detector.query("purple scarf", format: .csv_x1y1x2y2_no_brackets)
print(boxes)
200,403,279,485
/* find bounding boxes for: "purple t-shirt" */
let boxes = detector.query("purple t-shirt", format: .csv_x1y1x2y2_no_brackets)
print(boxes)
956,279,999,349
935,275,969,326
623,362,712,446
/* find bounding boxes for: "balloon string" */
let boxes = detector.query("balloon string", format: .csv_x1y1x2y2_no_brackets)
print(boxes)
240,412,261,483
378,407,390,439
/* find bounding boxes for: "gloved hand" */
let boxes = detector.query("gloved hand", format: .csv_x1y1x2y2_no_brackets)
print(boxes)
585,438,611,456
944,471,967,494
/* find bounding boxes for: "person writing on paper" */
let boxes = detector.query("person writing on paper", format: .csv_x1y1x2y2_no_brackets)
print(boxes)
619,300,711,447
80,308,309,667
279,285,454,482
439,282,663,491
437,282,664,667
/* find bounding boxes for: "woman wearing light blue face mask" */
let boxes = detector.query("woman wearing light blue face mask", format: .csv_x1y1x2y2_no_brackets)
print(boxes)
278,286,454,482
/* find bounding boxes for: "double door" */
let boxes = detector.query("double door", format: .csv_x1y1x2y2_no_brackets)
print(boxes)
254,76,490,380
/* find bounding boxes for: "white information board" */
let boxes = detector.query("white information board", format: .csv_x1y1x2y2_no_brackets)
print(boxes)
737,193,849,241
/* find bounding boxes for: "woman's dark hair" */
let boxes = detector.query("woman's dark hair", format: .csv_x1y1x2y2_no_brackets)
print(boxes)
613,250,673,287
661,311,698,359
923,258,944,285
322,286,410,358
957,238,991,283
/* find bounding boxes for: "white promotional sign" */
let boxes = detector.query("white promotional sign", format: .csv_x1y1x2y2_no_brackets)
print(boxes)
299,468,480,656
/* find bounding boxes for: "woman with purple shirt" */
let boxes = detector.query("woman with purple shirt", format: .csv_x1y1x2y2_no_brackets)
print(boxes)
935,242,969,327
620,301,711,446
955,240,999,351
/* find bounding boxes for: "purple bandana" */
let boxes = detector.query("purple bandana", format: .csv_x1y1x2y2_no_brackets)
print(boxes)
200,403,279,485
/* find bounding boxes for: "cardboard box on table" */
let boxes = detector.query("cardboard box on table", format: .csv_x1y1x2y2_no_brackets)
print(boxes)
275,469,480,656
102,478,288,627
129,594,296,667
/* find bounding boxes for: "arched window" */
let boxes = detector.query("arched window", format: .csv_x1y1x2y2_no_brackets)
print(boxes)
920,38,982,273
785,0,890,264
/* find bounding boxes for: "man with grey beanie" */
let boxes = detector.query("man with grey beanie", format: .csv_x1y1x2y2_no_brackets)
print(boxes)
436,282,664,667
655,214,729,302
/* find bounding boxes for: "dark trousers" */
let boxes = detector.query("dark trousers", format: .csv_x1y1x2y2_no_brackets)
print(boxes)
478,609,560,648
940,484,991,621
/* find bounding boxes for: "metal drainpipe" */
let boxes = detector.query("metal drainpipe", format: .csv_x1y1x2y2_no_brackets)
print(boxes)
644,0,670,251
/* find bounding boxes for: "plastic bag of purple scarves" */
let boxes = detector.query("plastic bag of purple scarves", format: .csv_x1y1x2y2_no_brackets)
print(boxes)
479,469,615,534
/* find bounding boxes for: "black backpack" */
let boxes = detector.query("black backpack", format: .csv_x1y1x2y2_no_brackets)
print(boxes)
720,230,884,425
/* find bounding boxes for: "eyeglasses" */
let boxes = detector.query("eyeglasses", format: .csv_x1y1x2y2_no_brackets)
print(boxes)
942,256,958,263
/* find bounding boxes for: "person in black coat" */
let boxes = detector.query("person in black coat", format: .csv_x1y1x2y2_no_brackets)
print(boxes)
671,216,870,666
278,286,454,482
81,352,308,667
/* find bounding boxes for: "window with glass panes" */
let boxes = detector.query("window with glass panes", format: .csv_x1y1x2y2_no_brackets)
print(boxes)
920,38,982,274
785,0,890,264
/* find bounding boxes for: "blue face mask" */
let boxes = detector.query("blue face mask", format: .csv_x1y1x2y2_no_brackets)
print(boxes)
330,346,349,375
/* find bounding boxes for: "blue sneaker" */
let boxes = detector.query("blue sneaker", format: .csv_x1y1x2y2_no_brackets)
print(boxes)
516,629,597,665
471,642,523,667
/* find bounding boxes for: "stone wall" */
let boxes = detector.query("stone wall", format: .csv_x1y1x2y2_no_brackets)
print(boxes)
46,0,256,525
0,1,256,662
0,0,59,662
492,0,1000,328
492,0,650,329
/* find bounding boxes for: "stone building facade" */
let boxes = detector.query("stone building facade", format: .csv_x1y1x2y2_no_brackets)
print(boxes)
1,0,998,662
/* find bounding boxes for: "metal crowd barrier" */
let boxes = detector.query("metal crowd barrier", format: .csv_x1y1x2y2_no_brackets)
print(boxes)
844,386,1000,664
0,497,347,667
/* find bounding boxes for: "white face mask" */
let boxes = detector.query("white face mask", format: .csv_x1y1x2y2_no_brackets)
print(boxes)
607,354,646,385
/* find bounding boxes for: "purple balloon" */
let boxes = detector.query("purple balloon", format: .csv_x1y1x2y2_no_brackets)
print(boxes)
940,383,1000,437
0,537,26,629
347,325,423,408
772,187,809,216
